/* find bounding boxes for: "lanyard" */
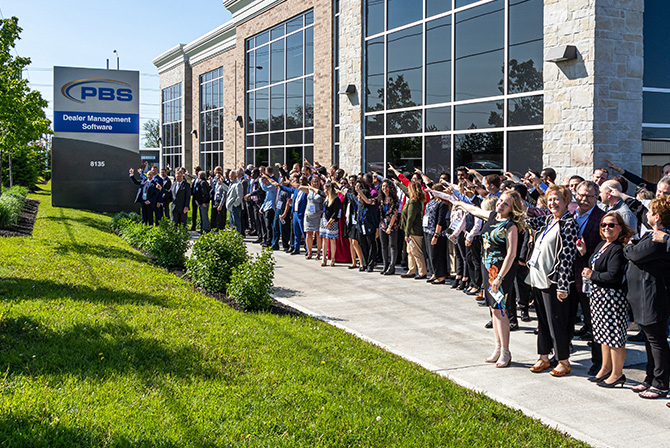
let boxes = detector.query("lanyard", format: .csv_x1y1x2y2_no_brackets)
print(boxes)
536,217,560,249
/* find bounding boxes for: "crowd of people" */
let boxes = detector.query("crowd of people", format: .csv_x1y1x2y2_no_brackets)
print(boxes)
128,159,670,401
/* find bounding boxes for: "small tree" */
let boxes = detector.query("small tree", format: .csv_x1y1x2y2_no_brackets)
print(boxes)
0,17,52,190
143,119,160,148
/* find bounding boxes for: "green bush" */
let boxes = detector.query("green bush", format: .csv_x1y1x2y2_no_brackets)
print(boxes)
186,229,247,293
109,211,141,233
1,145,42,189
228,248,275,312
144,219,190,268
118,221,153,249
0,186,28,228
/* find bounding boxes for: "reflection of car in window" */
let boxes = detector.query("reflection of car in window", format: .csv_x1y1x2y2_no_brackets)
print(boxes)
465,161,502,176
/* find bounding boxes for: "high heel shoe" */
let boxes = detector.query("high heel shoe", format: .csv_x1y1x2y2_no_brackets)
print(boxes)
598,375,626,388
330,260,336,267
496,348,512,368
485,346,501,363
588,371,612,383
321,260,327,266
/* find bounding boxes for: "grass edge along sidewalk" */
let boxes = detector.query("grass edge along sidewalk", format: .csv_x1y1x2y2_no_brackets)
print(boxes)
0,184,589,447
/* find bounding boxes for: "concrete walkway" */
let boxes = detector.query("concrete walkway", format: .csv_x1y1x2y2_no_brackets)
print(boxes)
247,241,670,448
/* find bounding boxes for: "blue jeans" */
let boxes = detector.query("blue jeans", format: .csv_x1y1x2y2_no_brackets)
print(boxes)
199,204,210,232
272,209,282,249
229,205,243,234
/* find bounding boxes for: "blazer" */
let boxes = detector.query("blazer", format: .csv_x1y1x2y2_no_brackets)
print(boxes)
130,175,160,206
161,177,173,203
574,205,606,291
624,232,670,325
589,241,626,289
280,186,307,218
170,180,191,212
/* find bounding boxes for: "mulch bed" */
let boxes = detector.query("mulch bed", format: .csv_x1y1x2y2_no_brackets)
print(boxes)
0,198,40,237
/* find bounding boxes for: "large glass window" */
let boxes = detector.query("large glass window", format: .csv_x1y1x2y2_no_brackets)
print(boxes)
199,67,224,171
364,0,544,177
246,11,314,166
161,83,182,169
643,1,670,143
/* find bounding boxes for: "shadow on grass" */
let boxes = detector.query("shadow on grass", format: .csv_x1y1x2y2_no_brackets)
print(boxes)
0,317,239,382
53,241,148,264
42,215,111,233
0,415,183,447
0,277,170,308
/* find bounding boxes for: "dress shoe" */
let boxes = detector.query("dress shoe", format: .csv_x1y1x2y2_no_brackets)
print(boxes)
383,270,395,276
450,279,461,289
588,371,611,383
484,320,493,329
290,250,301,255
520,312,531,322
414,275,427,280
574,326,588,337
401,273,415,278
367,266,374,272
360,267,367,272
485,346,501,363
431,279,446,285
348,264,358,269
426,277,436,283
509,322,519,331
598,375,626,388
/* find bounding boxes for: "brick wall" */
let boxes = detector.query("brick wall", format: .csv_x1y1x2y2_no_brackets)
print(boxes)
159,63,192,171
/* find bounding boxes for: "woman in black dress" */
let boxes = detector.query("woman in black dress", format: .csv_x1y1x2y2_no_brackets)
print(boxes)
578,212,633,387
434,189,526,367
624,196,670,399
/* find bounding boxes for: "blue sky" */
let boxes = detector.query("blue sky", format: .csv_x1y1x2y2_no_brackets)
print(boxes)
1,0,232,144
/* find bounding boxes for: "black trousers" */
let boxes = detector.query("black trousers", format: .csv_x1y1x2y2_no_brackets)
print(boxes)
191,195,198,230
141,202,152,225
424,231,434,276
534,284,572,360
379,229,398,274
172,207,187,227
262,208,275,245
280,210,292,250
211,205,226,231
252,203,264,241
359,231,377,269
640,320,670,390
465,236,482,288
160,201,171,221
570,284,602,366
513,263,531,315
454,233,468,279
430,235,449,279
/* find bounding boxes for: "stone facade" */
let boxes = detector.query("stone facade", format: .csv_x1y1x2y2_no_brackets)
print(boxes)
337,0,363,174
543,0,643,180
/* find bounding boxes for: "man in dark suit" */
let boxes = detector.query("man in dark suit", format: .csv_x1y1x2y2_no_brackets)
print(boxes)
571,180,606,375
186,166,202,231
168,170,191,227
129,168,161,225
159,168,173,221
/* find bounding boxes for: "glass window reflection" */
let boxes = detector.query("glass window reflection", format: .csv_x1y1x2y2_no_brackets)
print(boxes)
387,25,423,108
426,16,451,105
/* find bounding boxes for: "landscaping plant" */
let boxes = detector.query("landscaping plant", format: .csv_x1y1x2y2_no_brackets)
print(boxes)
0,185,28,228
228,247,275,311
186,228,247,293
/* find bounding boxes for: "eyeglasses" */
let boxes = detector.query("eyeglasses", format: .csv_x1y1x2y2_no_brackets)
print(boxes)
600,222,619,229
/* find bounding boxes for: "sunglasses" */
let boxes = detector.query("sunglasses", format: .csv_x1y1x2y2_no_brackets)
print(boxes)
600,222,619,229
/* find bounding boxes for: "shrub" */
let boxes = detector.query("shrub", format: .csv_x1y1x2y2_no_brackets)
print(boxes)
228,248,276,312
186,229,247,293
0,186,28,228
144,219,190,268
1,145,41,189
118,221,153,249
109,211,141,233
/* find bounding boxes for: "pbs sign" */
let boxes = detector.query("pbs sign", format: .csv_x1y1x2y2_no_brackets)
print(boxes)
61,78,134,103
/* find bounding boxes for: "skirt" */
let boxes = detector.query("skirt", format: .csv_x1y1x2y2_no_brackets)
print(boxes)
304,214,320,232
319,216,339,239
590,285,628,348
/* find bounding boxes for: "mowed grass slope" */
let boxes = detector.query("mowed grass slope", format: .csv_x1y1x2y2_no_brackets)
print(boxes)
0,184,588,447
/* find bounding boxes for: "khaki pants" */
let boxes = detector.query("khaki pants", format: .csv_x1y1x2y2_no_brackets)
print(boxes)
407,235,427,276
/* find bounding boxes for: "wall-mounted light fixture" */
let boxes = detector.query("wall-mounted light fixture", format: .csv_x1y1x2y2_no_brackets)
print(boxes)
546,45,577,63
339,84,356,95
191,129,198,138
234,115,244,128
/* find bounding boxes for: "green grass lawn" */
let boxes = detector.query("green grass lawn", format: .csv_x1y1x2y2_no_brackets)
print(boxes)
0,184,588,447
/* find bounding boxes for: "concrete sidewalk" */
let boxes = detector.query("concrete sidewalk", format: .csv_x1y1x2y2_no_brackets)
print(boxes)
249,241,670,448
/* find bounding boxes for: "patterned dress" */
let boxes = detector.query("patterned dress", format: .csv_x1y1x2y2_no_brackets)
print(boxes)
481,214,517,309
589,243,628,348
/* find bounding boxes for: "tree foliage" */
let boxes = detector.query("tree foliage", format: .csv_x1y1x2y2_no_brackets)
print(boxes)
142,119,160,148
0,17,52,187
